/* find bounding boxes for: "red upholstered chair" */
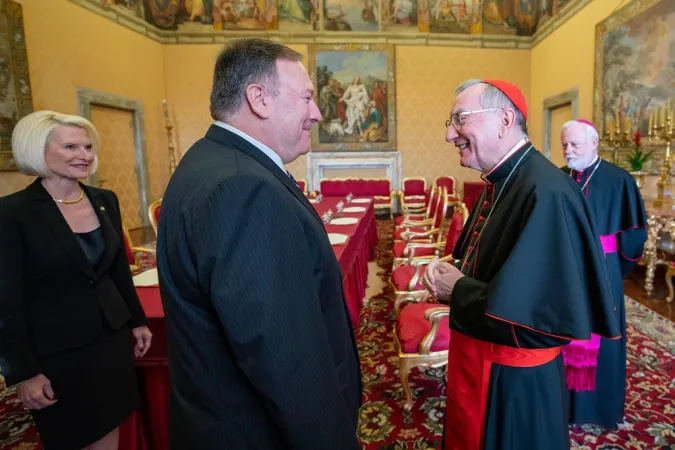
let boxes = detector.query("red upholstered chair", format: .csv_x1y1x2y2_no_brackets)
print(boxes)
122,227,155,275
394,303,450,410
295,178,309,196
356,178,395,219
391,203,469,314
319,178,350,196
394,186,438,226
392,188,449,269
319,177,396,218
433,175,460,203
393,186,446,242
148,198,162,236
398,177,427,215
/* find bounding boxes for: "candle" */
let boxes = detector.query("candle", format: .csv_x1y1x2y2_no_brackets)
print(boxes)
649,110,653,132
616,109,620,125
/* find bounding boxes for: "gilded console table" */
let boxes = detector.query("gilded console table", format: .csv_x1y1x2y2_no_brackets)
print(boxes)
643,199,675,298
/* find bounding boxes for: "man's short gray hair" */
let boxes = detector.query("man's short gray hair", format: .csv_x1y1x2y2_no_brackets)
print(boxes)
562,120,599,145
456,79,528,136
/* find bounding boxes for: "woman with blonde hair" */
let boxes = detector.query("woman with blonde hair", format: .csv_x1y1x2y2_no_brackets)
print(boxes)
0,110,152,450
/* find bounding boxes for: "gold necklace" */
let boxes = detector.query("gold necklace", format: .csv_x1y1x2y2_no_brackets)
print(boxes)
53,189,85,204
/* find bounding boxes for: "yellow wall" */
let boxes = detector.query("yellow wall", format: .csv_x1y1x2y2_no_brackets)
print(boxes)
0,0,168,227
529,0,619,151
163,44,530,189
2,0,620,205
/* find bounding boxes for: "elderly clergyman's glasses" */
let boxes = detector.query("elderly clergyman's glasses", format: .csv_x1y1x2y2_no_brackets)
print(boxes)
445,108,503,130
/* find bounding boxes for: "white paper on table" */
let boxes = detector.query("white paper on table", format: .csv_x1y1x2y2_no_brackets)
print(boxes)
327,233,349,245
351,198,371,204
132,268,159,287
343,206,367,213
330,217,359,225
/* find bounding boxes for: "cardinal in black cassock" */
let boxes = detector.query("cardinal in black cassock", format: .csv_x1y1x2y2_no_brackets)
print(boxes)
423,79,621,450
560,119,647,429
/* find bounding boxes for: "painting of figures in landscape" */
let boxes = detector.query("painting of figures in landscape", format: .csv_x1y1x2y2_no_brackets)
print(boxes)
429,0,557,36
103,0,279,31
429,0,478,33
380,0,420,33
309,45,396,151
593,0,675,136
278,0,319,31
323,0,378,31
0,0,32,171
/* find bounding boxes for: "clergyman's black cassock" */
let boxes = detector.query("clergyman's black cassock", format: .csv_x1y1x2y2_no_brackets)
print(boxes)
442,143,621,450
562,158,647,428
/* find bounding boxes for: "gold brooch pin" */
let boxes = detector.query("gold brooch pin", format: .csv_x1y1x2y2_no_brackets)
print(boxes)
100,206,105,211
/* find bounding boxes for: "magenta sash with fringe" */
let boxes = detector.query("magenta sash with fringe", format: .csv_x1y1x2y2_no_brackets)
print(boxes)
562,234,617,392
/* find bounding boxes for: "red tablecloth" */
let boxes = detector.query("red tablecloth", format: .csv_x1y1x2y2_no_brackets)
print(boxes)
463,181,486,211
120,196,378,450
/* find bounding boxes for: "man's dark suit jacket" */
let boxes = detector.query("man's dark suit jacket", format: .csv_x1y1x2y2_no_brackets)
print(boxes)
0,180,148,386
157,125,362,450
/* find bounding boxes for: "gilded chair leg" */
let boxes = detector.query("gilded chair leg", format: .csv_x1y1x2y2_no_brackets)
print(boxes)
666,267,674,303
399,358,414,411
394,294,407,317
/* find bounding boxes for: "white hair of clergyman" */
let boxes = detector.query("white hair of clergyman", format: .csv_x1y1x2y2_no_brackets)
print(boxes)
562,120,599,146
11,110,100,177
456,79,528,137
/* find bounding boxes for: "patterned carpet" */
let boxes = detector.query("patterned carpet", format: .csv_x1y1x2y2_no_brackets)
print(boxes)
1,219,674,449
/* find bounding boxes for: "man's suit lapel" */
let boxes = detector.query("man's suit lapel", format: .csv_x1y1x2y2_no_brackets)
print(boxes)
205,125,324,226
27,179,98,280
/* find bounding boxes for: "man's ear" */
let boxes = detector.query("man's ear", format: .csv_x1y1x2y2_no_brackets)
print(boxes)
245,84,272,119
591,134,599,148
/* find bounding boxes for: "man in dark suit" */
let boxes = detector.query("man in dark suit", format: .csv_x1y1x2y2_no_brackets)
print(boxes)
156,38,362,449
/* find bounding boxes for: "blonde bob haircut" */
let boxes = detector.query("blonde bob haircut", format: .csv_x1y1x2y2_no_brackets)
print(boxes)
12,110,101,177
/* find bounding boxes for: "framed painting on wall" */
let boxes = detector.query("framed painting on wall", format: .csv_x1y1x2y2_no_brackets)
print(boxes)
308,44,396,152
593,0,675,137
0,0,33,171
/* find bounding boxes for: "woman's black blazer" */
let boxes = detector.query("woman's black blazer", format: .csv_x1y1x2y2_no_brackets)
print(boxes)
0,179,148,386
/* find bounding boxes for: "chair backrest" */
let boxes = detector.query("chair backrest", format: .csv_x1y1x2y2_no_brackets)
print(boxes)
402,177,426,196
149,198,162,235
296,179,308,195
121,227,136,265
319,177,391,197
433,176,456,194
427,186,440,219
443,203,469,256
433,187,448,231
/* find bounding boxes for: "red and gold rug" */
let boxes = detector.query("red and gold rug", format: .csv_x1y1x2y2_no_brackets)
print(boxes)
1,219,674,449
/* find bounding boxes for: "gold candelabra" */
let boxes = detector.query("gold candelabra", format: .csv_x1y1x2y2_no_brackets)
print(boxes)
600,115,632,164
162,99,177,175
649,101,674,204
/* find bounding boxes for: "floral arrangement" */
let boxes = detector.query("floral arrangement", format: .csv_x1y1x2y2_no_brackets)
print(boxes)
625,130,653,172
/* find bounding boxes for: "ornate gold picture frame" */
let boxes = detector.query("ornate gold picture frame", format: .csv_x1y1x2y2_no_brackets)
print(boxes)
593,0,674,136
0,0,33,171
308,43,396,152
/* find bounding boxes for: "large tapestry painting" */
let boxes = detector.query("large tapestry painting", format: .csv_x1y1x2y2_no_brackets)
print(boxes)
309,44,396,152
0,0,33,171
593,0,675,136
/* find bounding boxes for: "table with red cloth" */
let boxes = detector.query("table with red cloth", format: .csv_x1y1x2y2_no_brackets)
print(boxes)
119,196,378,450
463,180,486,211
